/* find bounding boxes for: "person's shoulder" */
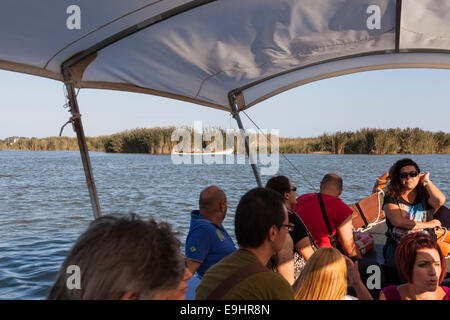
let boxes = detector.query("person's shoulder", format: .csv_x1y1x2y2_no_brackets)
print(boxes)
383,196,398,207
322,193,343,202
186,222,216,242
381,284,401,300
188,222,213,235
295,193,317,206
251,269,292,288
244,270,294,299
288,209,301,221
442,285,450,297
297,193,316,201
325,195,352,212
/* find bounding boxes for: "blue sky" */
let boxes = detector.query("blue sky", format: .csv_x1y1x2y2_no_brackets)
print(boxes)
0,68,449,139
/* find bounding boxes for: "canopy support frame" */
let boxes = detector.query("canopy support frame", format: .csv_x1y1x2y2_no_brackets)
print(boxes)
229,90,262,188
62,68,102,220
395,0,402,53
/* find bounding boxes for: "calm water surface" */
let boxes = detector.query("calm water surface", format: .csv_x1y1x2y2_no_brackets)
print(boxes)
0,151,449,299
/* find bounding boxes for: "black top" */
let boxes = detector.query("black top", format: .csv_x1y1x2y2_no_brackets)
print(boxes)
383,196,434,240
288,209,313,253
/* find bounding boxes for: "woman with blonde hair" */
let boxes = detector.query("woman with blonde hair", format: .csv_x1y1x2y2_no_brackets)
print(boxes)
293,247,372,300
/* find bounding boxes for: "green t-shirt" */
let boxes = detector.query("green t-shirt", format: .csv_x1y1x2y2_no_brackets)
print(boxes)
195,249,294,300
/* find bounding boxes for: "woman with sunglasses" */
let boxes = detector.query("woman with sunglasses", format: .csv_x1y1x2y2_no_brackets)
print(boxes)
266,175,316,284
383,158,446,283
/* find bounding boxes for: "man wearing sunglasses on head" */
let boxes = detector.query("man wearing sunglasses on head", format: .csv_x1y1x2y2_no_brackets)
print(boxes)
382,158,446,283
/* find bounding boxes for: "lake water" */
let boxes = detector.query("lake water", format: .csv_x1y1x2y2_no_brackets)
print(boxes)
0,150,448,299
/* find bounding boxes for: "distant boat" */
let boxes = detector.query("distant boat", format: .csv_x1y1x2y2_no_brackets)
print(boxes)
172,147,234,155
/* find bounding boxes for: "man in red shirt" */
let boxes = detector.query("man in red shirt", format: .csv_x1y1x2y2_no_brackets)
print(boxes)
292,173,361,259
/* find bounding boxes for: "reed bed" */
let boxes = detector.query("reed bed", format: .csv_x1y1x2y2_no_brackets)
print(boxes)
1,127,448,154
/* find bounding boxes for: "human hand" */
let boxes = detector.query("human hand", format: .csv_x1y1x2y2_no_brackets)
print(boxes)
345,256,362,287
429,219,442,229
420,171,431,186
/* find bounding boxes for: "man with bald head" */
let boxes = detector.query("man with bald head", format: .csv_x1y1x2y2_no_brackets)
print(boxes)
293,173,362,259
185,186,236,297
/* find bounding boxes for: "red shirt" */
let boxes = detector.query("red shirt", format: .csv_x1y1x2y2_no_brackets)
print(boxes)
292,193,352,248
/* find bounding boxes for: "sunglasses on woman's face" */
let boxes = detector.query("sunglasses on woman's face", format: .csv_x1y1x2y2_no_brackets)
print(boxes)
399,171,419,179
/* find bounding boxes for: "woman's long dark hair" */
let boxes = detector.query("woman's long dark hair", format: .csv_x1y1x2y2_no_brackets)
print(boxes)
385,158,428,201
265,175,291,196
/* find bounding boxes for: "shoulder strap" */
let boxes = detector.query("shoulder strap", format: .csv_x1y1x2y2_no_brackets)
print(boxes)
206,262,269,300
317,193,339,248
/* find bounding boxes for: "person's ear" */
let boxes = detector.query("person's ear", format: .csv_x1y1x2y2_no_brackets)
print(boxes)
268,225,278,242
220,200,227,214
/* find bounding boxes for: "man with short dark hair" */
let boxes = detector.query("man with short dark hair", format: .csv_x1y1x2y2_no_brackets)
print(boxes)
47,214,184,300
195,188,294,300
293,173,362,259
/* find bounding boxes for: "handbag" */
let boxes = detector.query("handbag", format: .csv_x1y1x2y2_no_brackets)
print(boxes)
435,227,450,258
434,205,450,228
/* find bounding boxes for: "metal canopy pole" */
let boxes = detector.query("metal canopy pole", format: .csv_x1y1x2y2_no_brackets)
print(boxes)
230,93,262,188
62,69,101,219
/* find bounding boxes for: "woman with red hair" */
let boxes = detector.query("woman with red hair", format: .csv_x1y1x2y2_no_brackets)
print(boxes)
380,232,449,300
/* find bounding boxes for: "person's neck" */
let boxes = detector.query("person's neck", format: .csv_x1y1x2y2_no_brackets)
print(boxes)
404,283,441,300
199,211,222,226
320,190,339,197
284,200,292,209
402,189,417,202
239,245,273,266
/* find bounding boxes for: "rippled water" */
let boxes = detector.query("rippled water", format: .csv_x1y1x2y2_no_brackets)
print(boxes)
0,151,448,299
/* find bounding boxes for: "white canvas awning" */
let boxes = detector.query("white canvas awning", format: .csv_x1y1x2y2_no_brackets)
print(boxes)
1,0,450,111
3,0,450,218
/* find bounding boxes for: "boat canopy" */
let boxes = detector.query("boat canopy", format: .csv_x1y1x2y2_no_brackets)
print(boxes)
2,0,450,219
2,0,450,112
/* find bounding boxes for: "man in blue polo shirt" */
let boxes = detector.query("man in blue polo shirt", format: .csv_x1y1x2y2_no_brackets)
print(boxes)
185,186,236,298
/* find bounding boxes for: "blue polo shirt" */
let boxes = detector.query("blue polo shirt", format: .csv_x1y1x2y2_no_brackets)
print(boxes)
185,210,236,277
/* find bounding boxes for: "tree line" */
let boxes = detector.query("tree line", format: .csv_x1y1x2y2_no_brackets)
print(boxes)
1,127,448,154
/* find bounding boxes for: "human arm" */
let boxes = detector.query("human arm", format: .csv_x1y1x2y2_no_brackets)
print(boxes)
384,203,441,230
378,290,387,300
289,211,315,260
186,258,201,275
337,215,362,259
420,171,446,209
345,257,373,300
274,235,295,285
185,226,211,275
294,237,315,261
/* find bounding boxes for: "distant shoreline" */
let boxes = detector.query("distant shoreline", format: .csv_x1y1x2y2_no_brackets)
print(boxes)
1,127,449,155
